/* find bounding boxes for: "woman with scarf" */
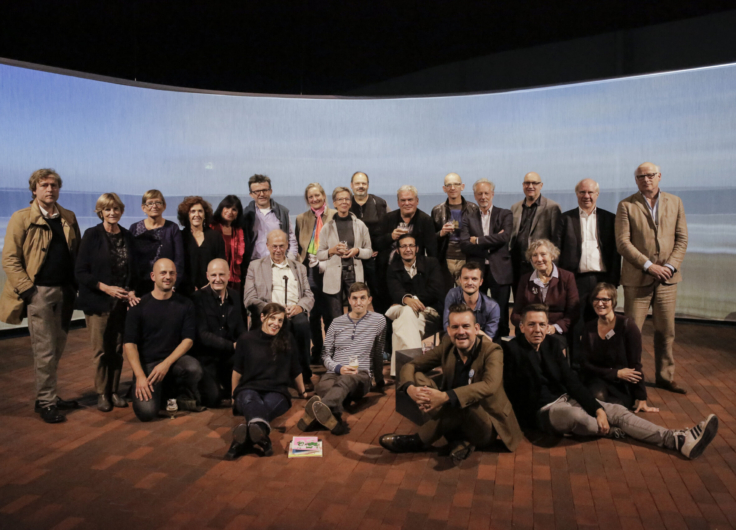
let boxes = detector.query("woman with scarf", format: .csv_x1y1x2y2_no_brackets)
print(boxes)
295,183,336,370
211,195,247,303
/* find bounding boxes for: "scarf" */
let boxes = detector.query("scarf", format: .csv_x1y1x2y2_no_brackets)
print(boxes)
307,205,326,255
210,223,245,282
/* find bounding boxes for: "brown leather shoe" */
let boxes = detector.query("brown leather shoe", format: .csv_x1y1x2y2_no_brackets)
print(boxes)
656,380,687,395
111,394,129,408
97,395,113,413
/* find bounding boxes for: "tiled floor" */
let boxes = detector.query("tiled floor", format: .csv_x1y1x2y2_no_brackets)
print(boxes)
1,320,736,529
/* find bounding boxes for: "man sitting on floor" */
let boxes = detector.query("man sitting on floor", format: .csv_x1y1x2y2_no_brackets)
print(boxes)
123,258,205,422
379,303,523,463
505,303,718,460
298,282,386,435
443,261,500,340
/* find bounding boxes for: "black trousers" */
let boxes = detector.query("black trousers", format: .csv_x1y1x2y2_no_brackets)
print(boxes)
325,267,356,321
307,265,332,362
198,353,235,408
571,272,609,367
132,355,203,422
587,377,635,409
482,267,511,339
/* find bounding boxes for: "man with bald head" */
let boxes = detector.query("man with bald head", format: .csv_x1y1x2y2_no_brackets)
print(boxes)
432,173,479,290
124,258,204,421
510,172,562,287
615,163,688,394
244,229,315,389
193,258,247,407
555,179,620,355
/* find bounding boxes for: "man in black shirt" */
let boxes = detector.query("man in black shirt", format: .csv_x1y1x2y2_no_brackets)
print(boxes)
193,258,247,408
124,258,204,422
505,304,718,460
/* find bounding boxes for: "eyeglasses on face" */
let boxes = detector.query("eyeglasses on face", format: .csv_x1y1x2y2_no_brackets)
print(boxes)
399,244,417,249
523,181,541,187
593,297,612,304
251,188,272,195
636,173,659,181
145,201,164,208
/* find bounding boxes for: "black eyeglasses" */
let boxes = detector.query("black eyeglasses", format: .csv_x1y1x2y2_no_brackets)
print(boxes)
251,188,272,195
636,173,659,181
593,297,612,304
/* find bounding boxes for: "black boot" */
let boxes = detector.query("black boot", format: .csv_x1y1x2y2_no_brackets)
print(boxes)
379,433,425,453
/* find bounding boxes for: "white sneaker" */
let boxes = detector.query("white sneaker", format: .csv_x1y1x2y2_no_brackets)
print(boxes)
166,399,178,412
675,414,719,459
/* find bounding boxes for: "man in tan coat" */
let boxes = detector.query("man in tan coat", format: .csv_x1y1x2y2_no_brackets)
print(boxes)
0,169,81,422
615,162,688,394
379,303,523,463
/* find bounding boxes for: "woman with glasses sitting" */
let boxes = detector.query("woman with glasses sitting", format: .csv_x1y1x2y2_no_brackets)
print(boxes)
580,282,659,413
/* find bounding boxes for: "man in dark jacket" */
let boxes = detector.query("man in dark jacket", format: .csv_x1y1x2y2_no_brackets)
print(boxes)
349,171,388,299
193,259,247,407
385,234,444,376
504,304,718,460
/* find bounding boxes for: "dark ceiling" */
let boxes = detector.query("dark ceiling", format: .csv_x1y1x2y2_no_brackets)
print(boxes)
1,0,735,95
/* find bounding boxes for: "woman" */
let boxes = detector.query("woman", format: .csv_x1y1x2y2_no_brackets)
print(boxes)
295,183,335,367
177,196,226,296
581,283,659,413
510,239,579,350
75,193,138,412
226,303,306,460
317,187,373,320
129,190,184,295
211,195,246,292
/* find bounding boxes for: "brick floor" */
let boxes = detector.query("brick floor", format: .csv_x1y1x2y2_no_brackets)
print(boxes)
0,320,735,529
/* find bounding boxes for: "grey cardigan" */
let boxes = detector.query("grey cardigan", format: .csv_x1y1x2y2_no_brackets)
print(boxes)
243,256,315,314
316,213,373,295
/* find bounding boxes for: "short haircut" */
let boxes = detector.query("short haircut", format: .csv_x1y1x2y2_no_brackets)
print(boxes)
525,239,561,262
472,178,495,193
248,174,271,192
397,233,416,246
575,179,600,193
213,195,244,226
348,282,371,297
304,183,326,204
635,162,660,175
590,282,618,308
94,193,125,220
29,169,62,197
396,185,418,200
520,303,549,321
266,229,288,244
332,186,352,202
177,196,214,228
460,261,484,278
141,189,166,207
447,303,476,323
351,172,369,184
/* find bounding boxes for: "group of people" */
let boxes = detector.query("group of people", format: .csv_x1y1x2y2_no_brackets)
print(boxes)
0,164,717,463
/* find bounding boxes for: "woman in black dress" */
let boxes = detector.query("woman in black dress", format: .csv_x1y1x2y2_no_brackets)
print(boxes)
177,196,226,297
226,303,307,460
581,283,659,413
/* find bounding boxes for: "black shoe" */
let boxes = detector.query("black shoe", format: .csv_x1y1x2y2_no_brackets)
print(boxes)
656,380,688,395
330,421,350,436
379,433,425,453
111,394,129,408
224,440,245,461
34,397,79,413
38,404,66,424
177,398,207,412
97,395,113,413
448,440,475,465
248,423,273,456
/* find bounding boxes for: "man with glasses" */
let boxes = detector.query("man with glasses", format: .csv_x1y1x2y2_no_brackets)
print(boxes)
241,174,298,275
510,172,561,288
431,173,479,290
615,162,688,394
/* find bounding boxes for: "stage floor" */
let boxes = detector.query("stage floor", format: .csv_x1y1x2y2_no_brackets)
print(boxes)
1,320,736,530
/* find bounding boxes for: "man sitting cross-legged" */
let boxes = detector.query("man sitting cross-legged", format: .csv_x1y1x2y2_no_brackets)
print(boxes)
379,303,523,464
505,303,718,460
298,282,386,436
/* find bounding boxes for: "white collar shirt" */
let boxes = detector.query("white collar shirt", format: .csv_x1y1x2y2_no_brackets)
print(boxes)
270,259,299,307
578,207,604,273
480,206,493,264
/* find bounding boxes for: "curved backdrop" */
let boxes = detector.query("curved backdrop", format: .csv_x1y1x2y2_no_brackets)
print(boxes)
1,60,735,324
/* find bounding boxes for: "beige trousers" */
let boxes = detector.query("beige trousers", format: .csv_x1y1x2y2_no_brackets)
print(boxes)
85,302,127,396
385,304,441,376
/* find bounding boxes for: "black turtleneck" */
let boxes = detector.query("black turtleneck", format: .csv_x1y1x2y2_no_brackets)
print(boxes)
232,329,300,401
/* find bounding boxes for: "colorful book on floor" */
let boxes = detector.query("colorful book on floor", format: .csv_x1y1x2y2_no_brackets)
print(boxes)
288,436,323,458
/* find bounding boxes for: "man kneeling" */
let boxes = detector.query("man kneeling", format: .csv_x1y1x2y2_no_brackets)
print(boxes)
298,282,385,435
506,304,718,459
379,303,523,463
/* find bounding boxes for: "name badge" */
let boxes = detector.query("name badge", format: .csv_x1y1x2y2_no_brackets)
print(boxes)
605,330,616,340
468,369,475,385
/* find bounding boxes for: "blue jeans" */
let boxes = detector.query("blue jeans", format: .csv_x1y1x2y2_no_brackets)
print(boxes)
235,389,290,432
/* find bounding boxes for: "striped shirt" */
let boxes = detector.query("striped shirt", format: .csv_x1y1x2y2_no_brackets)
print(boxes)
322,311,386,377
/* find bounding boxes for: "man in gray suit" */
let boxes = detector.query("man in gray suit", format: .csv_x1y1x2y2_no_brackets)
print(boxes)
510,172,562,288
244,229,316,390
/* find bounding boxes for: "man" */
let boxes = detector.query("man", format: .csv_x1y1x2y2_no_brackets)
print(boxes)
243,229,316,390
298,282,386,435
443,262,500,339
615,162,688,394
241,174,298,274
460,178,513,338
0,169,81,423
123,259,205,422
379,304,523,463
192,258,247,407
385,234,444,376
349,171,388,296
432,172,479,290
504,304,717,460
510,172,562,287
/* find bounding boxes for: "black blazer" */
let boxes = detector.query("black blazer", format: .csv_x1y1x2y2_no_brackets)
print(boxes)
181,227,227,296
75,223,135,314
459,206,514,286
375,209,438,258
386,255,445,314
555,208,621,286
192,285,247,358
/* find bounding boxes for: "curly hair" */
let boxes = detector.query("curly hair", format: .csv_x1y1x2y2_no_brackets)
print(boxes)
525,239,561,262
177,196,214,228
